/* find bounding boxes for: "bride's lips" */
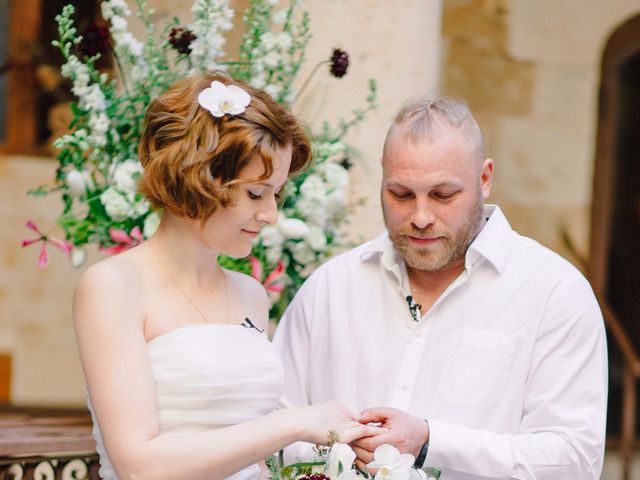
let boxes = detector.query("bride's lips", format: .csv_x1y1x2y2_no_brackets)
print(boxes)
242,229,260,238
409,235,442,245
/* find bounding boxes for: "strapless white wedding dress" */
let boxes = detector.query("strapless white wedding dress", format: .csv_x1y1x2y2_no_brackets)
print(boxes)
87,323,284,480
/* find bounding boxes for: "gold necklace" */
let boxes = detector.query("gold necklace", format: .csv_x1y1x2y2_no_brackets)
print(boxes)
154,254,231,325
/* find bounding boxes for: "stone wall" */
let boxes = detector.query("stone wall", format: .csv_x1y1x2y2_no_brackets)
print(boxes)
0,0,441,405
441,0,640,265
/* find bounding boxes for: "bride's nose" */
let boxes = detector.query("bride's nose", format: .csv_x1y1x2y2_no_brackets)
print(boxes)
255,195,278,225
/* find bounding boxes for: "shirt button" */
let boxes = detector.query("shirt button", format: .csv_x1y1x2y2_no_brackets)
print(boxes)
402,382,410,391
414,329,422,337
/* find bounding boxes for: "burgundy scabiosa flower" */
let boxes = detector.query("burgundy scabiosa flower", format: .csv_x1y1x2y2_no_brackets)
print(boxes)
169,27,197,55
329,48,349,78
296,475,331,480
79,24,112,58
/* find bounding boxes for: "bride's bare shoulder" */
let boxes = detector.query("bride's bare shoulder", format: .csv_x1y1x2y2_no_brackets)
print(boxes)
74,248,148,309
225,269,267,299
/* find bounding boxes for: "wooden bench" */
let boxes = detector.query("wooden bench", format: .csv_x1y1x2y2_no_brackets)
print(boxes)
0,406,99,479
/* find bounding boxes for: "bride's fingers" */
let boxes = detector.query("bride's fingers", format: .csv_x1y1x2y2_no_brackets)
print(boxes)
337,423,387,443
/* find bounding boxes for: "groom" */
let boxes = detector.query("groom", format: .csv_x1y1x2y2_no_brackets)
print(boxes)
273,97,607,478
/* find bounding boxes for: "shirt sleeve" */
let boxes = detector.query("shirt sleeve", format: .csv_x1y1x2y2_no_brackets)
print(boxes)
426,276,608,479
272,276,315,408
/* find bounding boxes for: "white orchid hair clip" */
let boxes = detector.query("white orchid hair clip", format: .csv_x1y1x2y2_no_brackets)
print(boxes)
197,80,251,118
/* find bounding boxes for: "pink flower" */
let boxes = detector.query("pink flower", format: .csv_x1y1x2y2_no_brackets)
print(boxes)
99,226,143,256
21,220,73,268
249,256,285,295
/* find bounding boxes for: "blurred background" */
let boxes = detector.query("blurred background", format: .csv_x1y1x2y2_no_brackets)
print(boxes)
1,0,639,477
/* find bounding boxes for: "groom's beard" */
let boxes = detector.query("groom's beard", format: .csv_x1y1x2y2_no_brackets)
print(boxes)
383,189,484,273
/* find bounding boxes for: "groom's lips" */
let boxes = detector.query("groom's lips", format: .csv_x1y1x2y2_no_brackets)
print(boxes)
409,235,442,245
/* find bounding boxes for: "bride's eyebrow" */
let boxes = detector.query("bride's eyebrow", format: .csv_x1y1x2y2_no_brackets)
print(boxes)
255,180,287,191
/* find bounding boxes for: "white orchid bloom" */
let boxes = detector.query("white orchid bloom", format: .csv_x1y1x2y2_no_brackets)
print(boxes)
198,80,250,117
337,470,364,480
325,443,357,480
367,444,417,480
278,217,309,239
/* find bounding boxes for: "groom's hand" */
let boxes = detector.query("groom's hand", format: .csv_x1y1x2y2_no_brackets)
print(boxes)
350,407,429,472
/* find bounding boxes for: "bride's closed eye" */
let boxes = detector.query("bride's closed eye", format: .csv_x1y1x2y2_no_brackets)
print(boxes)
247,189,284,201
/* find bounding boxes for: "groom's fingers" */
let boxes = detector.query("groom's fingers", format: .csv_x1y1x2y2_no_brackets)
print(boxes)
352,433,382,451
339,423,386,444
351,443,375,465
357,406,395,424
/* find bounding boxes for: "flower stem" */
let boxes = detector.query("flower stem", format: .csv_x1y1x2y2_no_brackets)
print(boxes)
294,60,328,103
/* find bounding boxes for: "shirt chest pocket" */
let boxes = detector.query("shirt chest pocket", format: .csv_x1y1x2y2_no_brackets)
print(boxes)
437,329,521,410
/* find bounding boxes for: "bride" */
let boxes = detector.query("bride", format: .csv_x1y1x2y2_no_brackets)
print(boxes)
73,72,381,480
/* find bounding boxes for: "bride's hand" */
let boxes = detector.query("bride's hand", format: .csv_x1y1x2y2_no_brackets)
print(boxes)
281,401,387,445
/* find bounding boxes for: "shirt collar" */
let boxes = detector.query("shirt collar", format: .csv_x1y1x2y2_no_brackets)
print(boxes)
359,232,406,287
465,205,512,274
359,204,512,279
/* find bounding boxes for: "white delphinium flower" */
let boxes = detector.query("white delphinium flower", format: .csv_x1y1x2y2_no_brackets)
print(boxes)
113,159,143,194
275,32,292,50
66,169,94,196
143,211,162,238
298,261,318,279
297,197,328,229
265,245,283,265
263,50,282,69
130,195,150,217
257,223,286,279
53,128,90,151
60,54,110,148
101,0,144,63
292,240,315,266
265,84,281,99
260,224,285,247
278,217,310,239
305,226,327,252
300,174,328,201
260,32,278,50
88,112,110,147
100,188,135,221
70,247,88,269
324,163,349,190
79,85,106,111
272,10,287,24
326,189,347,219
189,0,234,72
318,140,348,163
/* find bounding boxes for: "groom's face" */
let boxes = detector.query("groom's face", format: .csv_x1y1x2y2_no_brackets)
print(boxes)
381,122,491,273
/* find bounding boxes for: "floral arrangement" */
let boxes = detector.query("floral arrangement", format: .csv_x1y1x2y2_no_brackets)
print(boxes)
24,0,377,319
268,442,440,480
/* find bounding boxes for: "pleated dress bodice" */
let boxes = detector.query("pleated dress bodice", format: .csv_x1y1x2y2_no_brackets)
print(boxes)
88,324,284,480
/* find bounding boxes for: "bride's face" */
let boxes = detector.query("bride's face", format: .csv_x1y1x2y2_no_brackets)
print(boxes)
201,144,292,258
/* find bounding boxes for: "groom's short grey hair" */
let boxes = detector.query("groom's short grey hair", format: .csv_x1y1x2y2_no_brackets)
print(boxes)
383,97,484,161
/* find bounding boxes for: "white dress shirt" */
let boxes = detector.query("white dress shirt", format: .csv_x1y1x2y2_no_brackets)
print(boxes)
273,205,607,479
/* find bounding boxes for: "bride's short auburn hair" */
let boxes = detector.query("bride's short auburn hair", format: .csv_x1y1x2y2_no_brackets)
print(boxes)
138,71,311,221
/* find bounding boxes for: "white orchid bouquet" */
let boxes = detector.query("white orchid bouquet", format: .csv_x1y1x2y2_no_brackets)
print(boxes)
267,442,440,480
24,0,377,319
